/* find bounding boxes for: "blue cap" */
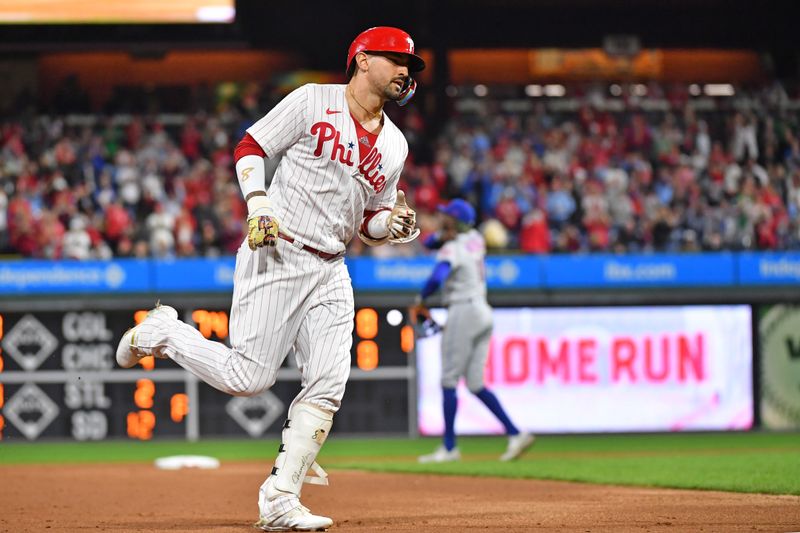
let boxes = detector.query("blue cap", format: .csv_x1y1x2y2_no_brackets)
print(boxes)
438,199,476,226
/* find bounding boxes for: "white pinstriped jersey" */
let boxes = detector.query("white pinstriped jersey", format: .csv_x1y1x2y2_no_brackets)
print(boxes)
436,229,488,304
247,83,407,254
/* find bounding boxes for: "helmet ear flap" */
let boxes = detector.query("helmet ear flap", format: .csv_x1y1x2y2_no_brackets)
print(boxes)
397,78,416,106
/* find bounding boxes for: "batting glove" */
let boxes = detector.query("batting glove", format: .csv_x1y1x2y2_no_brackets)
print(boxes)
247,210,279,251
388,190,421,244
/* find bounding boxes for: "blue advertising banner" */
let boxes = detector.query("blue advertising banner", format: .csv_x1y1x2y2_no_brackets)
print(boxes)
0,252,795,295
346,257,435,291
738,252,800,285
346,256,544,291
485,256,544,289
152,257,236,292
542,253,737,288
0,259,151,294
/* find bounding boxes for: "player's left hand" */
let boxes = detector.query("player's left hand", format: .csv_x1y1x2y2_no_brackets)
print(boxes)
247,211,280,251
388,190,420,244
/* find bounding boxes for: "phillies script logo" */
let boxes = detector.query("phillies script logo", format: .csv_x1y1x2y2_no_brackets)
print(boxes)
310,121,387,193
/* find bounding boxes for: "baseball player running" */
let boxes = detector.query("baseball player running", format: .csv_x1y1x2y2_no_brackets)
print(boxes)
116,27,424,531
414,199,535,463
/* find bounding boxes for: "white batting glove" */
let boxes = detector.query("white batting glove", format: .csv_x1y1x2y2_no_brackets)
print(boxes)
387,190,420,244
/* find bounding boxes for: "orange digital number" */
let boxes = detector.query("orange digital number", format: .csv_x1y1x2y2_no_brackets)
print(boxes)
126,410,156,440
355,308,378,339
0,383,4,409
356,340,379,371
134,379,155,409
0,414,4,441
400,325,415,353
191,310,229,340
170,393,189,422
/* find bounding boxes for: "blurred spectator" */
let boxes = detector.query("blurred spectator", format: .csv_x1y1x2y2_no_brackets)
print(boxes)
1,79,799,260
146,203,176,258
62,216,92,259
482,218,510,250
731,112,759,162
546,176,576,228
104,200,128,240
519,209,550,253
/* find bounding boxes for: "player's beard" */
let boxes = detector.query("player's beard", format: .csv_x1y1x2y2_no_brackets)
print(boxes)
383,77,406,101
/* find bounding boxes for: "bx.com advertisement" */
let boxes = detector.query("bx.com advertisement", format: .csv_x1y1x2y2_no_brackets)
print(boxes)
416,305,753,434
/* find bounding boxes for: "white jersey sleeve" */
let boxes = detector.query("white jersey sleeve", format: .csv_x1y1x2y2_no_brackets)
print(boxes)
246,85,309,158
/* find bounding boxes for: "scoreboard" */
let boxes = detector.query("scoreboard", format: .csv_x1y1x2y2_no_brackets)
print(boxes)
0,307,414,441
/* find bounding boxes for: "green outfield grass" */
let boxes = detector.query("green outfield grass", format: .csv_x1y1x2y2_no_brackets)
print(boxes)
1,432,798,495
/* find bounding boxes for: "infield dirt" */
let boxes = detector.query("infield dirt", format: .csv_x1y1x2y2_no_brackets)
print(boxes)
1,462,798,532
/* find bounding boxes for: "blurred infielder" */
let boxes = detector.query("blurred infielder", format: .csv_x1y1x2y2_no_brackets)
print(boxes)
116,26,425,531
413,199,534,463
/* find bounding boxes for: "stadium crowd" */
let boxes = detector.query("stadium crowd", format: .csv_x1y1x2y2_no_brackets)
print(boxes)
1,81,799,259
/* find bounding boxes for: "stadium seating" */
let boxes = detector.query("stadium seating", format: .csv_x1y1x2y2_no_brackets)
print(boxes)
1,81,798,258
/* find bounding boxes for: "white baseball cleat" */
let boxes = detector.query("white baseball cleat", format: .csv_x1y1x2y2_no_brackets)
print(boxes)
500,432,535,461
255,504,333,531
115,303,178,368
418,445,461,464
257,476,332,532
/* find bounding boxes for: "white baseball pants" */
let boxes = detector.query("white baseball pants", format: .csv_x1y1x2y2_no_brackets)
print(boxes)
440,300,493,392
135,238,354,413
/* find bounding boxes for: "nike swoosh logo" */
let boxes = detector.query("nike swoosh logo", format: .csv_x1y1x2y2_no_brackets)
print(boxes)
326,108,342,115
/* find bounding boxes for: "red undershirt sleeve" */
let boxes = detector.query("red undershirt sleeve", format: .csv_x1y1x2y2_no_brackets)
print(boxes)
234,132,266,162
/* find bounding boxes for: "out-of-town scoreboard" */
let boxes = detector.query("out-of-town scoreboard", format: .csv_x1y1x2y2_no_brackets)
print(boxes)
0,308,414,441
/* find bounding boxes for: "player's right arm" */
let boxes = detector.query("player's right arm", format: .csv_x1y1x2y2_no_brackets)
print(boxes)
419,260,452,302
411,237,458,330
235,85,310,250
422,233,445,249
415,240,458,306
409,258,450,331
234,133,278,250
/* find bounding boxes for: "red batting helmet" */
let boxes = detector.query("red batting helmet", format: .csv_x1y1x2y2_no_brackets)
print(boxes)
346,26,426,75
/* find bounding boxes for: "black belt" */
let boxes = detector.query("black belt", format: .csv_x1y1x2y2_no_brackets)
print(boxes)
278,233,343,261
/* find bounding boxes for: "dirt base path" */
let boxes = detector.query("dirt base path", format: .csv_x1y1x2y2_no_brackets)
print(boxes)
1,462,798,532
